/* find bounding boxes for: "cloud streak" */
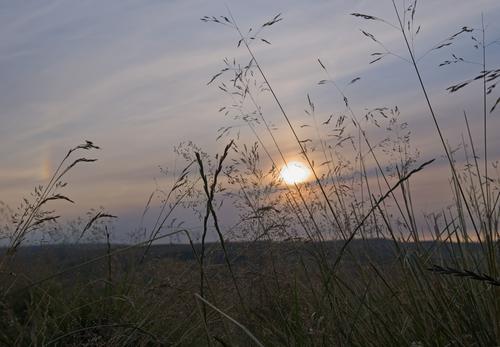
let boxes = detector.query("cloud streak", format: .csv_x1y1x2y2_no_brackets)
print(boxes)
0,0,499,238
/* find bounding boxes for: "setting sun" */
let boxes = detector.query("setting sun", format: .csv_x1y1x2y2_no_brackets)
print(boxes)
280,161,311,185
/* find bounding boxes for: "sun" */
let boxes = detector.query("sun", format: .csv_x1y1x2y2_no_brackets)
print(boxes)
280,161,311,185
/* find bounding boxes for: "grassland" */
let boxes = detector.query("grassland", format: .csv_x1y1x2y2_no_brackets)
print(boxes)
1,1,499,346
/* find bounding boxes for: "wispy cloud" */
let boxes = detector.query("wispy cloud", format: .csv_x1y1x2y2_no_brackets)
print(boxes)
0,0,499,236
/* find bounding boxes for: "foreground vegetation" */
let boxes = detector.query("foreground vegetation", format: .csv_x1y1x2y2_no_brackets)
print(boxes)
1,1,499,346
0,240,493,346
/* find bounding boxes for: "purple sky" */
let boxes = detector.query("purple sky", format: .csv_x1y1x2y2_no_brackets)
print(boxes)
1,0,499,241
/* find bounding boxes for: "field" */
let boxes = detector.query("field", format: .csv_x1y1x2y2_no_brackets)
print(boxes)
0,1,499,346
0,240,493,346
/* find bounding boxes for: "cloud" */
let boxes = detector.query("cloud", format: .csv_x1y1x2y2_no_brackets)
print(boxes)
0,0,499,238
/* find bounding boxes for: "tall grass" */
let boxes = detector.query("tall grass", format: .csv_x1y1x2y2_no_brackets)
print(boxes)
0,1,499,346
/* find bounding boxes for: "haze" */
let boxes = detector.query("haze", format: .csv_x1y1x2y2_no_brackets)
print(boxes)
1,0,499,239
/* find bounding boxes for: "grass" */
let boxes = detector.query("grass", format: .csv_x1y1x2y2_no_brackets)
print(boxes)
1,1,499,346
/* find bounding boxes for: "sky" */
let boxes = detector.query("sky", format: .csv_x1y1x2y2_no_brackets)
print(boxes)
1,0,499,241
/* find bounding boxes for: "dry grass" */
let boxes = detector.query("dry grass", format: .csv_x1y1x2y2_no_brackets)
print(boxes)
0,1,499,346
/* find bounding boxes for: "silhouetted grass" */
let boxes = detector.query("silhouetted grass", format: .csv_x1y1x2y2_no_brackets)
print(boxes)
0,1,499,346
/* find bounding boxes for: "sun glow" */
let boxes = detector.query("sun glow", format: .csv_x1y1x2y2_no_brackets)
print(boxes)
280,161,311,185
